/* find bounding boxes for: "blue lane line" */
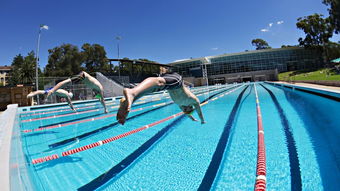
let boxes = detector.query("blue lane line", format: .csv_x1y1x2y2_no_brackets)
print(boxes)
77,86,238,191
47,86,233,149
260,84,302,191
77,115,186,191
198,85,249,191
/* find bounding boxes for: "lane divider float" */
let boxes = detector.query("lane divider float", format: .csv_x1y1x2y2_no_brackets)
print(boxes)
23,85,229,131
254,83,267,191
31,85,244,165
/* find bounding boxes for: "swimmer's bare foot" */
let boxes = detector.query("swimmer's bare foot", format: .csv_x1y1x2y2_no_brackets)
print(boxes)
116,88,135,125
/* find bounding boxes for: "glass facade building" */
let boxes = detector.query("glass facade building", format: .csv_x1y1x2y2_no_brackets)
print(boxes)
169,47,322,78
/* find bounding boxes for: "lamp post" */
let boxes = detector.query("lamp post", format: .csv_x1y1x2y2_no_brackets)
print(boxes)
35,24,48,105
116,36,122,81
202,57,210,86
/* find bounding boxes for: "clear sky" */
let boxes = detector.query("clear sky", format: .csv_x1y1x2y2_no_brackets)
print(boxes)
0,0,339,68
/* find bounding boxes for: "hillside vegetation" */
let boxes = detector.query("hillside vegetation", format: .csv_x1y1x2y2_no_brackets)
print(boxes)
278,68,340,81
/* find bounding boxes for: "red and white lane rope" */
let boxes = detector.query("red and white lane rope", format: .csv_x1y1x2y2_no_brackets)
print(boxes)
23,102,172,133
254,83,267,191
31,85,244,165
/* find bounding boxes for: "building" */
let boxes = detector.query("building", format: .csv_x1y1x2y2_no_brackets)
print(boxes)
169,47,322,86
0,65,12,86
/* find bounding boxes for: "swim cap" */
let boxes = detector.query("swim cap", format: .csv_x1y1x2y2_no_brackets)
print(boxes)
95,94,102,99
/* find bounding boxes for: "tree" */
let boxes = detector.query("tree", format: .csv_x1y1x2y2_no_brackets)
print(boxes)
21,51,36,84
9,54,24,85
323,0,340,34
9,52,36,85
81,43,110,74
251,39,271,50
45,44,83,77
296,14,334,47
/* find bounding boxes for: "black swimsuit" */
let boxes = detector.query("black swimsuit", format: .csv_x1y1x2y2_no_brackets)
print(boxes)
158,72,183,91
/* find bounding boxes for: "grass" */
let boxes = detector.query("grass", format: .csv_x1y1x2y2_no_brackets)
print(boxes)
278,68,340,81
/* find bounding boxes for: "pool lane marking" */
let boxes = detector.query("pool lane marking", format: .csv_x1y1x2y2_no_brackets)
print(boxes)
46,85,237,149
198,85,249,190
20,100,118,115
78,88,228,190
21,109,100,122
22,102,172,133
260,83,302,191
31,85,244,165
253,83,267,191
23,85,230,132
77,115,187,191
20,97,162,118
20,97,168,123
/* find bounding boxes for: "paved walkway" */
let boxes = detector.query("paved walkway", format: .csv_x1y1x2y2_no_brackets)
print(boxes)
274,81,340,93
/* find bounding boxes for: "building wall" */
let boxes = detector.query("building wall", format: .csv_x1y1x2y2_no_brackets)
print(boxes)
170,47,322,83
0,66,12,86
184,69,278,86
0,86,32,110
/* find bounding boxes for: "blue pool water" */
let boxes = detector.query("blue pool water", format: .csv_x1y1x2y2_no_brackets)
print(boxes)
17,83,339,190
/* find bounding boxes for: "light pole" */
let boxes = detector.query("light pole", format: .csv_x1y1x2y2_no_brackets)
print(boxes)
202,57,210,86
116,36,122,81
35,24,48,105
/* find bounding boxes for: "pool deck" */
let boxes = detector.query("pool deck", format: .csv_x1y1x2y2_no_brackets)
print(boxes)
0,104,18,191
274,81,340,93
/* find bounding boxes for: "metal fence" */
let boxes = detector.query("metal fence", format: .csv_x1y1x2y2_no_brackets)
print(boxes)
35,77,94,105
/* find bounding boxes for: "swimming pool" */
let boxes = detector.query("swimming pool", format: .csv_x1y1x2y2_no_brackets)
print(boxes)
13,82,340,190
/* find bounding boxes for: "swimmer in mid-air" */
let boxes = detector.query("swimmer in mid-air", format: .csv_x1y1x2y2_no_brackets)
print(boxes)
117,69,205,125
46,71,108,113
27,88,76,111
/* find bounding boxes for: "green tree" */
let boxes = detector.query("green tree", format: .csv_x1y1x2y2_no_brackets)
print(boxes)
21,51,36,84
323,0,340,34
296,14,334,47
9,54,24,85
251,39,271,50
325,42,340,63
9,52,36,85
81,43,110,74
45,44,83,77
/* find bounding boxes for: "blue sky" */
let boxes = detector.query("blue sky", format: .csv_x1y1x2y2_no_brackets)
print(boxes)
0,0,339,68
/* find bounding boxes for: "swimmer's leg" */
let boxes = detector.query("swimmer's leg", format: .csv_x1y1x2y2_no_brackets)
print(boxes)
116,77,166,125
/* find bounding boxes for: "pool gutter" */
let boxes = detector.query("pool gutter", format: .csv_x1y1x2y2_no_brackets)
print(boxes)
266,81,340,101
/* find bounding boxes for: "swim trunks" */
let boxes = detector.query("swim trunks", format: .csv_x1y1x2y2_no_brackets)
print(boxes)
44,87,53,94
70,72,85,83
158,72,183,91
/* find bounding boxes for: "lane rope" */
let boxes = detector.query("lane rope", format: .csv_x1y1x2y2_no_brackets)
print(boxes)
254,83,267,191
23,85,230,132
31,84,244,165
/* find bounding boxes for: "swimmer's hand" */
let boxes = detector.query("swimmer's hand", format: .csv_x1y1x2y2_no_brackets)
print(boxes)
187,114,198,122
46,89,54,99
201,120,206,124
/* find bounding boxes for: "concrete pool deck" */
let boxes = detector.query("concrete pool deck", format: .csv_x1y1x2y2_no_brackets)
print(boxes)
274,81,340,93
0,104,18,191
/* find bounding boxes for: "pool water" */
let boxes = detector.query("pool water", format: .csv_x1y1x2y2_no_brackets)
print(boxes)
18,83,340,190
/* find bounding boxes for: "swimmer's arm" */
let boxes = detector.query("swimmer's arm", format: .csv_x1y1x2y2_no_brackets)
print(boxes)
187,114,198,121
99,91,108,113
66,96,76,112
27,90,45,98
194,102,205,124
47,79,71,99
